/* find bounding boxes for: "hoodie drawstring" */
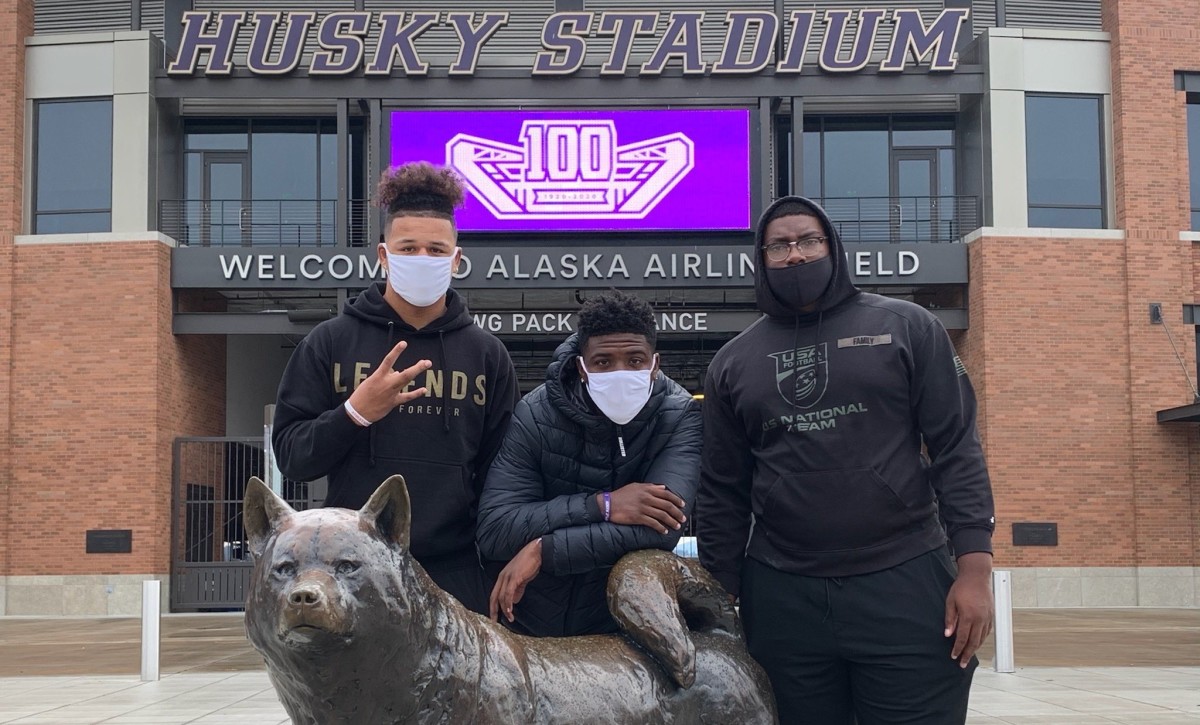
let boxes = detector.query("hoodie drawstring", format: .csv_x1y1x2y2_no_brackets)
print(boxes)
791,319,801,421
438,330,450,433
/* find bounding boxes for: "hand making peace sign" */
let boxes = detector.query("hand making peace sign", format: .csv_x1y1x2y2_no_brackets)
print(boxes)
344,341,433,424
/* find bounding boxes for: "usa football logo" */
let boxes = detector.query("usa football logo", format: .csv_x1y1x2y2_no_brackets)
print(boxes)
447,120,695,220
770,343,829,409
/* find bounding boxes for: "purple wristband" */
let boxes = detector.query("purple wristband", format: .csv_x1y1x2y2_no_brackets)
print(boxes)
602,491,611,522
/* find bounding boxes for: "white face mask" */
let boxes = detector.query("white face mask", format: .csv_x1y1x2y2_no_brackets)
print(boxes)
385,252,454,308
579,354,658,425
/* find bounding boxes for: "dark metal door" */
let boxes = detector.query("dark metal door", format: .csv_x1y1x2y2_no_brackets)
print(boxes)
171,437,311,612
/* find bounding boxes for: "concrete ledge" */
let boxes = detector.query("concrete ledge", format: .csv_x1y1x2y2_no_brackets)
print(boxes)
26,31,154,46
15,231,177,247
986,27,1111,42
1006,567,1198,608
2,575,170,616
1181,231,1200,242
962,227,1127,243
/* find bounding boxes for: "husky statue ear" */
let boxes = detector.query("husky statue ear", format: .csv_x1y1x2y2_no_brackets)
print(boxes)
244,477,297,559
360,475,412,549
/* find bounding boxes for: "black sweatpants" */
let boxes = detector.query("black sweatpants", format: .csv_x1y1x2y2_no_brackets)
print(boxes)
741,547,976,725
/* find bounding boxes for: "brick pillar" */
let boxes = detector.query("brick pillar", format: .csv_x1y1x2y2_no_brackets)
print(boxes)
0,0,34,585
1104,0,1200,570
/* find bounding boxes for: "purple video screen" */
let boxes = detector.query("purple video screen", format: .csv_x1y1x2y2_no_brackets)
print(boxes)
389,108,752,232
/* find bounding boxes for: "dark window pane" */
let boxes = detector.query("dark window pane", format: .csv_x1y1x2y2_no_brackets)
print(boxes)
252,125,318,200
823,116,888,133
893,129,954,147
350,123,364,201
185,153,202,199
802,131,821,198
186,121,248,150
35,100,112,216
36,212,111,234
938,148,956,197
1028,206,1103,229
1193,210,1200,232
1189,103,1200,227
823,129,889,199
1026,95,1103,208
321,131,337,200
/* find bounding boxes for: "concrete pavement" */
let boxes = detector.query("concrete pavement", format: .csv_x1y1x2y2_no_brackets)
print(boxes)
0,609,1197,723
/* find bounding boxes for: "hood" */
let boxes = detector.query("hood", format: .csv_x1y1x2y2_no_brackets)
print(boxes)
343,282,474,334
754,196,860,318
544,333,667,428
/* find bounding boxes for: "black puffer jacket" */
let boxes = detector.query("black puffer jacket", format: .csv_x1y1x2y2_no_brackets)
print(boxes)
476,333,702,637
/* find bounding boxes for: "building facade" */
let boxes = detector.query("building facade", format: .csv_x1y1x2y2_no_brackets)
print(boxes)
0,0,1197,615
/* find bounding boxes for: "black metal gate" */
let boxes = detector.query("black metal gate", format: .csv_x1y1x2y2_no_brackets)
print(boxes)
171,437,314,612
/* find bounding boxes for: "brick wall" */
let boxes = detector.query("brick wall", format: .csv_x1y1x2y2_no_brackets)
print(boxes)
8,241,224,576
951,0,1200,572
1101,0,1200,568
965,235,1150,567
0,0,34,584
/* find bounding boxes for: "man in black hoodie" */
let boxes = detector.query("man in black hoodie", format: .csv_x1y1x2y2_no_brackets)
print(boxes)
272,162,519,615
476,291,701,636
697,197,996,724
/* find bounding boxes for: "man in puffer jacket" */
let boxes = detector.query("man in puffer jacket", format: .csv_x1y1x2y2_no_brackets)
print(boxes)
477,290,702,637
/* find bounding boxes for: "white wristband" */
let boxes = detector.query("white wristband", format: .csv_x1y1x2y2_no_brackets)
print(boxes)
343,400,371,427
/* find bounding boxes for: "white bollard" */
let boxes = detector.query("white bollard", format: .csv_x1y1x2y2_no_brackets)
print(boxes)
672,536,698,558
992,569,1015,673
141,580,161,682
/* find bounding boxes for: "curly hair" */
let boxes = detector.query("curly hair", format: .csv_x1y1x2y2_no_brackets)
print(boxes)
577,290,657,349
375,162,466,224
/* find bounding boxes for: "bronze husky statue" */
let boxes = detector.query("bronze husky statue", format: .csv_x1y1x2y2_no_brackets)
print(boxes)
243,475,777,724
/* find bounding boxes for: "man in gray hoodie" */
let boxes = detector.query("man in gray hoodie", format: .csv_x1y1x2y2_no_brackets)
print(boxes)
697,196,996,724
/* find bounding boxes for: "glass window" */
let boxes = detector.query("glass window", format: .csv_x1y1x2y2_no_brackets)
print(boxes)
1026,95,1105,228
775,116,963,242
1189,102,1200,231
821,118,889,198
820,119,889,241
802,126,822,199
186,121,248,150
252,121,319,201
34,99,112,234
1028,207,1104,229
180,118,361,246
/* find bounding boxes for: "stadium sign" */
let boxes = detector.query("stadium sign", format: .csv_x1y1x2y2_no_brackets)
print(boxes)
166,8,970,77
391,109,751,233
170,244,968,289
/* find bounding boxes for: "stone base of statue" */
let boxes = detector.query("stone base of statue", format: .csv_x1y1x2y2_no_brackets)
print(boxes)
243,475,778,724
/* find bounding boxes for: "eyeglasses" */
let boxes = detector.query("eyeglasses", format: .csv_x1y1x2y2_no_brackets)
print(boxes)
762,236,828,262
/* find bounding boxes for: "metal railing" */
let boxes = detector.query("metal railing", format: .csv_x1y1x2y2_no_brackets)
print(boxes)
171,436,317,611
815,195,980,243
159,196,977,247
159,199,371,247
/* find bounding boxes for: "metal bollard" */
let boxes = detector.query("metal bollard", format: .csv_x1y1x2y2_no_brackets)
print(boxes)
992,570,1015,673
141,580,161,682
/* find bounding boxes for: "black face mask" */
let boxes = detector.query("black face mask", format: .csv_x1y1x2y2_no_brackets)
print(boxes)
765,255,834,311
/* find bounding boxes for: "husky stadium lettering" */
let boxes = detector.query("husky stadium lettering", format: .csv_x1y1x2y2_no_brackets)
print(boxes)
165,9,969,77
